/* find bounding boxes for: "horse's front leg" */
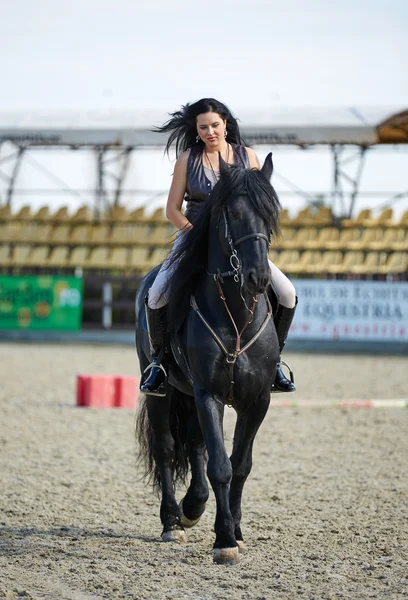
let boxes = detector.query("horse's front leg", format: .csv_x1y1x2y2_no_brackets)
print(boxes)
229,393,271,552
146,394,186,542
194,386,239,565
179,409,209,528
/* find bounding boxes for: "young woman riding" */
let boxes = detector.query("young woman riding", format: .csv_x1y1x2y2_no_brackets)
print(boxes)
140,98,297,396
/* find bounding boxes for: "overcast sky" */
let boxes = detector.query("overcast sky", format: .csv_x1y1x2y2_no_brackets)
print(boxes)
1,0,407,216
2,0,407,110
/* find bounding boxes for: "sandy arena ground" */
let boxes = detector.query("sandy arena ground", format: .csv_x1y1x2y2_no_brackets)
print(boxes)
0,342,407,600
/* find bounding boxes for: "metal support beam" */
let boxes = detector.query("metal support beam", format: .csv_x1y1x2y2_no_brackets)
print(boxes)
331,145,368,218
0,143,26,206
95,146,134,218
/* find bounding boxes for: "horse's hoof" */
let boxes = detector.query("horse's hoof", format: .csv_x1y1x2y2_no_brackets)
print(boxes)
213,546,240,565
237,540,246,554
161,529,187,543
178,500,203,529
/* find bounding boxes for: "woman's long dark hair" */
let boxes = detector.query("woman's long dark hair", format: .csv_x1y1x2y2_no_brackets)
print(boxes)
154,98,246,157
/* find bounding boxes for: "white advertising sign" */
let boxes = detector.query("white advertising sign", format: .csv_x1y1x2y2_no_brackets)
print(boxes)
291,280,408,342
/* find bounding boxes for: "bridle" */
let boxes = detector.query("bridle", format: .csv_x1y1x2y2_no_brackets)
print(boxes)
190,204,273,406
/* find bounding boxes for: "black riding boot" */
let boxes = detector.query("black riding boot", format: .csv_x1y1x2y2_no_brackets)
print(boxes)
272,298,298,393
140,302,168,397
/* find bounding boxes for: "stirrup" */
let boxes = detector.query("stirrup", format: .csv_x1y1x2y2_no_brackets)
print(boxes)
278,359,294,384
140,361,168,397
271,359,295,393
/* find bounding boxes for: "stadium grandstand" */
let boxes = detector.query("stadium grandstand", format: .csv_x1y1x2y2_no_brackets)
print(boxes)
0,107,407,329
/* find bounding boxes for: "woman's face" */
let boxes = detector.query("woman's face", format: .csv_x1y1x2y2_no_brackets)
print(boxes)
196,111,227,148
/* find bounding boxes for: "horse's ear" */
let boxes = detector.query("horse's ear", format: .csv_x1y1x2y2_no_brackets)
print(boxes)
261,152,273,181
219,152,230,177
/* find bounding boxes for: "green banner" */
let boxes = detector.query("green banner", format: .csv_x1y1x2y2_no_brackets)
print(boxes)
0,275,83,330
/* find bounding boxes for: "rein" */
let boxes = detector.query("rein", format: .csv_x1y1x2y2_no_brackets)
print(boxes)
191,207,273,406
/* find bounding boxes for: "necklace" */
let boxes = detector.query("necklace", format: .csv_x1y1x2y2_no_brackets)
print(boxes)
205,144,230,182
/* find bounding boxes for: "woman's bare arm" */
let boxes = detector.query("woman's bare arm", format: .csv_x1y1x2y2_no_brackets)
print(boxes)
245,147,261,169
165,151,192,230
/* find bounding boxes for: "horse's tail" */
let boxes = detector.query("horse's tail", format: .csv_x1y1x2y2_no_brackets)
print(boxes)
135,387,191,494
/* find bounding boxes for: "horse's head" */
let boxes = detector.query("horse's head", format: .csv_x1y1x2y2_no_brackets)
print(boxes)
216,153,280,296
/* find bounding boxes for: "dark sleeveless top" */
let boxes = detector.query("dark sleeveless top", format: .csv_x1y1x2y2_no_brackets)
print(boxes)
184,144,250,224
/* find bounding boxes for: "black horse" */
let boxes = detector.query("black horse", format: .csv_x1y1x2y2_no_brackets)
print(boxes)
135,154,281,565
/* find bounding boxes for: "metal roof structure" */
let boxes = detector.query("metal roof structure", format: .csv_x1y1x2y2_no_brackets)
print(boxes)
0,107,407,217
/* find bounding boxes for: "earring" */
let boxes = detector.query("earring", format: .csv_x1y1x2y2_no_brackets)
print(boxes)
196,135,200,143
224,129,227,139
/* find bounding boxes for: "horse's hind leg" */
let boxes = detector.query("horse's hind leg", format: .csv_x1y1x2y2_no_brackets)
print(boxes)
179,409,209,528
146,393,186,542
229,393,271,552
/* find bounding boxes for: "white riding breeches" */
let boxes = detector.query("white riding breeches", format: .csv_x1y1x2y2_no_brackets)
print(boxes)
147,236,296,310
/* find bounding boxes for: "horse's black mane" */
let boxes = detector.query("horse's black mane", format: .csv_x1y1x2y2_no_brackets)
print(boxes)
165,165,281,328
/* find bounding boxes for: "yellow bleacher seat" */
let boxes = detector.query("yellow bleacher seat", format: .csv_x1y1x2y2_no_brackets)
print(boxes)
397,210,408,229
53,206,70,222
145,224,177,247
129,247,150,271
49,225,71,245
281,227,318,249
32,224,53,244
33,206,51,221
11,245,32,267
0,223,21,243
144,247,171,270
341,209,372,228
67,246,89,268
278,208,290,225
391,230,408,251
308,251,343,274
273,250,300,271
313,206,333,226
0,205,12,221
270,227,295,249
362,207,393,228
285,250,321,274
327,251,364,274
71,206,92,223
0,244,11,267
145,207,166,224
290,207,314,227
129,206,147,222
70,225,90,244
47,246,70,268
324,228,361,250
350,251,388,275
110,224,143,245
83,247,110,269
347,227,383,251
107,205,128,222
24,245,50,268
107,247,129,270
378,252,408,275
367,228,403,251
88,224,110,244
16,223,52,244
14,206,32,220
268,249,278,263
303,227,340,249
